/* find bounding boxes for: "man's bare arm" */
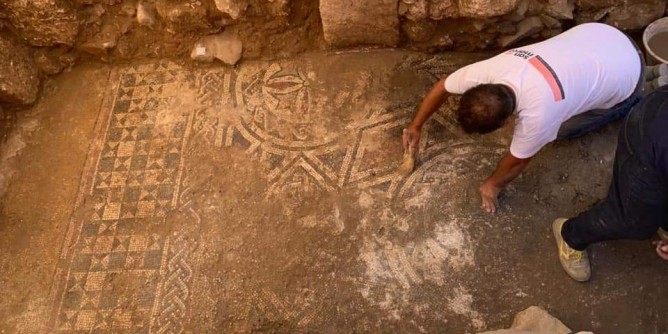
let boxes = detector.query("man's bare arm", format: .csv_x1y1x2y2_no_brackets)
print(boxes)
480,152,532,213
404,77,450,148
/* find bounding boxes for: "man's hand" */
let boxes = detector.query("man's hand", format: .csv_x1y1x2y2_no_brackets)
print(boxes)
653,240,668,260
404,77,448,150
402,125,422,151
480,153,532,213
479,179,502,213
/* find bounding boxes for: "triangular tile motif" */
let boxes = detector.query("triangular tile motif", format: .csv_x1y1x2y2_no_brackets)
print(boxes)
113,157,132,171
148,234,162,250
91,210,103,221
117,87,134,100
94,310,112,329
317,148,347,176
112,235,130,252
142,98,161,111
124,252,143,269
80,237,95,254
67,273,87,292
158,169,175,184
126,171,144,187
101,142,119,157
121,127,137,141
120,202,138,219
96,222,117,235
90,255,110,271
154,200,171,217
148,85,164,95
268,157,335,197
139,186,158,201
58,310,78,330
370,180,392,193
80,291,101,309
125,100,143,114
146,157,164,170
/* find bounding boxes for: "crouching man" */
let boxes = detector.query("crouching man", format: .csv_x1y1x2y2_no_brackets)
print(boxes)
553,86,668,282
404,23,645,213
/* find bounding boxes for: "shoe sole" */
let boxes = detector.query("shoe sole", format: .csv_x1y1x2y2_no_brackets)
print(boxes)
552,219,590,282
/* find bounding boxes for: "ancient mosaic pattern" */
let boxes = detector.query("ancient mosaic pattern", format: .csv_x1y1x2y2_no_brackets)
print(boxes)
48,56,496,332
49,62,195,333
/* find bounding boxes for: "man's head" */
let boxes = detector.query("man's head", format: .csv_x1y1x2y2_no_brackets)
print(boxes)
455,84,515,134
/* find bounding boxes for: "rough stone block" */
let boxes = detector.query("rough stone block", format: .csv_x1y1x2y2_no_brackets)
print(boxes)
497,16,544,47
510,306,571,333
459,0,520,18
320,0,399,47
575,0,623,9
1,0,80,46
402,19,437,43
214,0,249,20
34,48,78,76
605,0,666,30
137,2,157,27
544,0,574,20
79,18,133,58
0,37,39,105
155,0,212,32
190,30,243,65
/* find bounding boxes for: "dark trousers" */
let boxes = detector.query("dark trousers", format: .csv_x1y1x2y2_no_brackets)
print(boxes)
562,87,668,251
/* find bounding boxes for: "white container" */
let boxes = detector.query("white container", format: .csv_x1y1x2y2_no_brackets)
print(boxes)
643,17,668,64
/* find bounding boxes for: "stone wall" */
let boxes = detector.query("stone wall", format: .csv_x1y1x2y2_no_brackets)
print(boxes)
0,0,666,110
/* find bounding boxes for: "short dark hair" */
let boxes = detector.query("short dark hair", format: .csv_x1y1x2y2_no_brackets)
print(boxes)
455,84,514,134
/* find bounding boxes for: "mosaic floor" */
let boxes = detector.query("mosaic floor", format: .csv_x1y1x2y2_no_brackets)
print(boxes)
2,51,667,334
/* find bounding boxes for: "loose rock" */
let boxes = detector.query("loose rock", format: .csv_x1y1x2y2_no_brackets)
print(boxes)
540,14,562,29
402,19,437,43
406,0,429,21
497,16,544,47
320,0,400,47
428,0,458,19
34,48,79,76
1,0,80,46
605,0,666,30
544,0,574,20
510,306,571,333
0,37,39,105
214,0,250,20
575,0,623,9
190,31,243,65
459,0,520,18
79,18,133,58
155,0,212,32
137,2,157,27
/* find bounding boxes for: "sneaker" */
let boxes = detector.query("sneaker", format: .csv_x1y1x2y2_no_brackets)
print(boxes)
659,228,668,242
552,218,591,282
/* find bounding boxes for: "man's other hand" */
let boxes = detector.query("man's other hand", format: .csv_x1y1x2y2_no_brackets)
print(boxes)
653,240,668,260
480,179,502,213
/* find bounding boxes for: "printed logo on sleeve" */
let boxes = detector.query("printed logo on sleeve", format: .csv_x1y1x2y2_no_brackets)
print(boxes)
507,49,565,102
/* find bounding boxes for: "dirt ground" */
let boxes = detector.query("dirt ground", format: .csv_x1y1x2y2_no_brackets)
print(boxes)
0,51,666,334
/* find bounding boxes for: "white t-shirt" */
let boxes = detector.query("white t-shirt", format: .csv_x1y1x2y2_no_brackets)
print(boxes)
444,23,641,159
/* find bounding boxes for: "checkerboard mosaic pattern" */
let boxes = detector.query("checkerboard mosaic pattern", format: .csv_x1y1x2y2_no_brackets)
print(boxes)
51,63,192,332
